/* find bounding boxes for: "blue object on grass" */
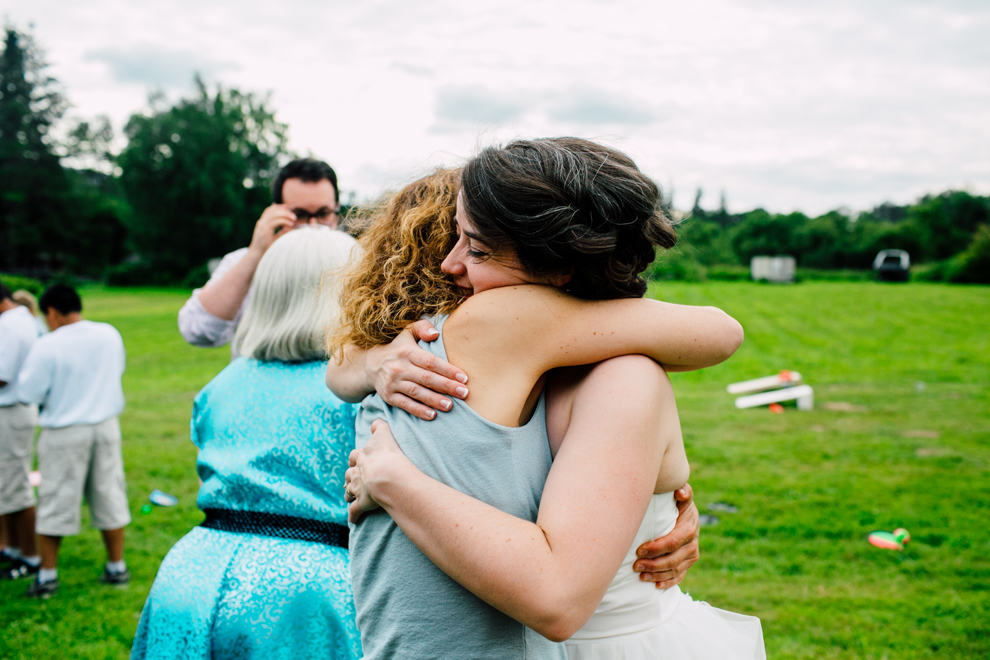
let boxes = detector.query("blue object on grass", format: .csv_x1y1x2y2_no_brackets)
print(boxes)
149,489,179,507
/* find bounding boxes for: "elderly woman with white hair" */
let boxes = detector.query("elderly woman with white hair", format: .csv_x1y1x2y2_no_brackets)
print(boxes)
131,227,361,660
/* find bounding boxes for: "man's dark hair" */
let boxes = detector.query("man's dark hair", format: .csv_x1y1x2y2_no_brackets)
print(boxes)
0,279,11,301
39,284,82,315
272,159,339,204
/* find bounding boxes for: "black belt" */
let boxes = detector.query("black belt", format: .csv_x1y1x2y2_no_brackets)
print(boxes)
200,508,349,549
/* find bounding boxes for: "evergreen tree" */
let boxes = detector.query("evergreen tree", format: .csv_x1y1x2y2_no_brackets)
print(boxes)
0,25,69,271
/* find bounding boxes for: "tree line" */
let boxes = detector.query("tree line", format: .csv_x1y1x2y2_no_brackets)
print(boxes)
2,25,987,287
658,189,990,283
1,25,290,288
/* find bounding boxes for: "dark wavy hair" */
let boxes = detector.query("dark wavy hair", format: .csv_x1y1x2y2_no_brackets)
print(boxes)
461,137,676,299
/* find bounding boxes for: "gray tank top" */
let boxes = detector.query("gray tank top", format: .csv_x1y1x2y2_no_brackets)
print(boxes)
350,314,566,660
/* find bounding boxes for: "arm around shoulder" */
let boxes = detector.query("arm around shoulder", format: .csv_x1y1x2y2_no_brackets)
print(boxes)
326,320,469,420
448,285,743,375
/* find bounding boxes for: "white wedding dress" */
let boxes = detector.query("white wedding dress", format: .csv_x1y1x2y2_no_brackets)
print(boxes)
565,493,766,660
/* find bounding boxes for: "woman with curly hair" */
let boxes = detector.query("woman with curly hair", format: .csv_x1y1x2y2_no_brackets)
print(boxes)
331,167,465,352
328,138,764,659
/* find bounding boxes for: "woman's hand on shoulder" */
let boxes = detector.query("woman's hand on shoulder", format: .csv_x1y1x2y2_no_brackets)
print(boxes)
364,320,470,421
326,320,470,420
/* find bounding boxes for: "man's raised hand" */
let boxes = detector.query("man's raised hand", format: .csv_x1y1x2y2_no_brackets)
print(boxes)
248,204,298,258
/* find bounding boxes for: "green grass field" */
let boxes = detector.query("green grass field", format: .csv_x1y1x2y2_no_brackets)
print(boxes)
1,282,987,659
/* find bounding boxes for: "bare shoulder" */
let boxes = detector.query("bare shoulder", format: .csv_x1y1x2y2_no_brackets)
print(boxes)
567,356,685,488
448,285,568,323
570,355,673,420
580,355,671,395
444,285,571,341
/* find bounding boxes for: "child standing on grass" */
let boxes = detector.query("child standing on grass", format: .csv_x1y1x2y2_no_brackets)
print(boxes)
16,284,131,598
0,280,42,581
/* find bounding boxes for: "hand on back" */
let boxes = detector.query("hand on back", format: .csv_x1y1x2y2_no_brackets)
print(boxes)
633,484,700,588
345,419,409,523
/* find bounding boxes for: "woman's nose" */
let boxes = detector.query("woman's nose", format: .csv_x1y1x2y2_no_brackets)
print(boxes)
441,252,464,276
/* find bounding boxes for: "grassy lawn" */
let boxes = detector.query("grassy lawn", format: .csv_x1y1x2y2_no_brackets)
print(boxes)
1,282,987,659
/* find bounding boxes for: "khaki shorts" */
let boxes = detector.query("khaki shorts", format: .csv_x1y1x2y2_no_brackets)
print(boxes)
36,417,131,537
0,403,38,516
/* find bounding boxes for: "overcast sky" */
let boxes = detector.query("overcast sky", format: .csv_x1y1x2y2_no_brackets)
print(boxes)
3,0,988,214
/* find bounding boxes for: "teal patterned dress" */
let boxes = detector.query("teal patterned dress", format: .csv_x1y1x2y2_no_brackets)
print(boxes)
131,358,361,660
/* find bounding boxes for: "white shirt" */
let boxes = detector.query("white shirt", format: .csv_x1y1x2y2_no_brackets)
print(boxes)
0,305,40,406
33,315,49,337
17,320,126,428
177,247,250,350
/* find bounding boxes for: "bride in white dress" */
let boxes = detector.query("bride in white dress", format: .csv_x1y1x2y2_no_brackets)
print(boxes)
565,491,765,659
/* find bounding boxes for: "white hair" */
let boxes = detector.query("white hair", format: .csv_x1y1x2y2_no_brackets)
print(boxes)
233,226,357,362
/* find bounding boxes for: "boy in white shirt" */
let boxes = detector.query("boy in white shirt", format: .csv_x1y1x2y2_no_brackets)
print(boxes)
16,284,131,598
0,280,41,580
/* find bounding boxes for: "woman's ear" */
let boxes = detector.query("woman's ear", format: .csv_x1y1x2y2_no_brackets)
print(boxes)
547,269,574,288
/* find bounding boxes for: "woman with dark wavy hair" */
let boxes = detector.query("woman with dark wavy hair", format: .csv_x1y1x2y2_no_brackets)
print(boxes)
328,137,764,659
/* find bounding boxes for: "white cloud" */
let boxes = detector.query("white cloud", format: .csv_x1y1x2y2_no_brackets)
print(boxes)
432,85,527,131
85,46,238,88
1,0,987,214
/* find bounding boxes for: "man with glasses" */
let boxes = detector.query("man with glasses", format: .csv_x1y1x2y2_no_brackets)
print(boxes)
178,158,341,351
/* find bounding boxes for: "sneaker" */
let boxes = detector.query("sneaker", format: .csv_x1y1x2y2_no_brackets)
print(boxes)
0,550,20,570
99,568,130,586
25,577,58,599
2,559,40,581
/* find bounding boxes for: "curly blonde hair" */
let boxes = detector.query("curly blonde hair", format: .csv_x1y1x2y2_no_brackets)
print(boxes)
328,167,465,358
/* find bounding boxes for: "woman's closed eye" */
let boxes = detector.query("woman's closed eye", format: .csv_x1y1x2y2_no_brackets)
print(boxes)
467,247,489,259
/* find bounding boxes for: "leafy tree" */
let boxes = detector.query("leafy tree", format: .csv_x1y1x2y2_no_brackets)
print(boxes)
690,187,706,220
794,212,849,269
62,115,115,170
60,169,130,275
117,78,290,280
906,191,989,261
860,202,908,224
945,224,990,284
0,25,70,272
846,217,925,268
730,210,805,263
675,217,738,265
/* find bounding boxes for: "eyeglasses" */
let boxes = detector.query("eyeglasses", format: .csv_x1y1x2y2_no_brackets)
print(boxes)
292,208,339,223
